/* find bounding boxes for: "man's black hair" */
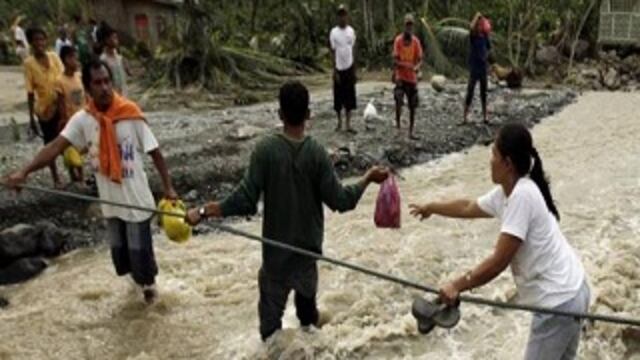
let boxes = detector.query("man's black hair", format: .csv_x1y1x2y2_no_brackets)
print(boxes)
59,45,76,63
82,57,113,91
26,27,47,44
279,81,309,126
96,23,116,44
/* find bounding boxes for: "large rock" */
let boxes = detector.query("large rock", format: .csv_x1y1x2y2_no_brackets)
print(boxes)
35,221,69,257
621,55,640,76
621,74,631,85
564,40,590,61
580,68,600,80
602,67,621,90
506,68,524,89
574,40,590,60
0,257,47,285
0,224,40,262
536,46,562,65
430,75,447,92
229,125,262,141
0,222,69,264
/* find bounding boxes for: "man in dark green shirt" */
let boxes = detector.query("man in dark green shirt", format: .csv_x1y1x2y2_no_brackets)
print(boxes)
186,81,388,340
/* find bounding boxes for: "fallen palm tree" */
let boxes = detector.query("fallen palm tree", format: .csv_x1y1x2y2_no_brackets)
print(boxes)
144,0,313,94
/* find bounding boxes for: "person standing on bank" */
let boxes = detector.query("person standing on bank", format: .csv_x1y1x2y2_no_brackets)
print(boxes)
23,27,64,187
330,4,357,134
393,14,423,140
6,59,178,304
55,45,86,184
462,13,492,125
409,123,589,360
98,25,131,97
54,26,73,58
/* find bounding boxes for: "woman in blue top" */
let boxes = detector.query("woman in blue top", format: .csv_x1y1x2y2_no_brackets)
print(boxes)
463,13,492,125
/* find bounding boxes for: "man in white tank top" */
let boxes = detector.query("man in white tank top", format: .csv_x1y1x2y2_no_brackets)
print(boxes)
329,5,357,133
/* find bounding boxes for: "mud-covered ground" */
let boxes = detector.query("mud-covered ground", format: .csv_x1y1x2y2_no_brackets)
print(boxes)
0,75,576,249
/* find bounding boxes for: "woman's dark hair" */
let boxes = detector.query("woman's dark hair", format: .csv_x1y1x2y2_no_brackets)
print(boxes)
496,123,560,220
82,57,113,91
26,27,47,44
279,81,309,126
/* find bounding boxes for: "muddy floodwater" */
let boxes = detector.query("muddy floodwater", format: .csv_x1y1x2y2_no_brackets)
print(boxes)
1,92,639,359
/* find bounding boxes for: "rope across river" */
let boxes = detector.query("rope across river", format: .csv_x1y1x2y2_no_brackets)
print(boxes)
2,182,640,328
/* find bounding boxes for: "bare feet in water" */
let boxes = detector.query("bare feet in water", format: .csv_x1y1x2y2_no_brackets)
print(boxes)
142,285,158,304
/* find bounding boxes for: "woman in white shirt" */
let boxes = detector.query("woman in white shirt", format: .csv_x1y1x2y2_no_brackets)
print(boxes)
409,123,589,360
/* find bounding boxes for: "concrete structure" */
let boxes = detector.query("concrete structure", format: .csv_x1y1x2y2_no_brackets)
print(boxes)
599,0,640,45
88,0,182,46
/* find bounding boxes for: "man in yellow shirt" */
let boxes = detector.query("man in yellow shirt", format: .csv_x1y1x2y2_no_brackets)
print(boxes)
24,27,63,187
55,45,85,184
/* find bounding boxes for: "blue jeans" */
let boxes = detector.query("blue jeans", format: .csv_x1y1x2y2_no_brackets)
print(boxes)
525,281,591,360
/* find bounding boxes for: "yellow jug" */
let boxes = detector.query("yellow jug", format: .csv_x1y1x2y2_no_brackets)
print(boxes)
63,147,84,168
158,199,192,243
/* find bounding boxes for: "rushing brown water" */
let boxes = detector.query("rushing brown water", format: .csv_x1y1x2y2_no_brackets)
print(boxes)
1,92,639,359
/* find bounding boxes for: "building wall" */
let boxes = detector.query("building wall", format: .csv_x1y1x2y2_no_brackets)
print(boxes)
88,0,128,34
89,0,177,46
124,0,176,46
599,0,640,45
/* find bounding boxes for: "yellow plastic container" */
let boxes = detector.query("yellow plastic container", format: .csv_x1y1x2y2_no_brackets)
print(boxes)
158,199,192,244
63,147,84,168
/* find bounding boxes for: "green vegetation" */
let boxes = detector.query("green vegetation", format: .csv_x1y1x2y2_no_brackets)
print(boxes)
1,0,603,86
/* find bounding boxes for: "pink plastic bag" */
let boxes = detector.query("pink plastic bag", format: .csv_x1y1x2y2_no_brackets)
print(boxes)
374,176,401,228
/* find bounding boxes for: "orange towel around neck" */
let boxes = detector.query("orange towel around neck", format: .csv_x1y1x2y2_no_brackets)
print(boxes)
86,93,145,183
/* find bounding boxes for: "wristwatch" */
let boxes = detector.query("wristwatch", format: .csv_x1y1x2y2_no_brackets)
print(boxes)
198,206,207,218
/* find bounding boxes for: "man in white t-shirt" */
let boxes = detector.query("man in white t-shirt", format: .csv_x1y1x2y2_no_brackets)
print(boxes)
6,59,178,304
329,5,357,133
